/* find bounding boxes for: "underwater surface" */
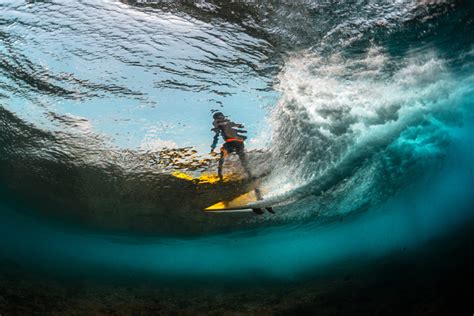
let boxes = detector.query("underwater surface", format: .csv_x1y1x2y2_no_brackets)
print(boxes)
0,0,473,314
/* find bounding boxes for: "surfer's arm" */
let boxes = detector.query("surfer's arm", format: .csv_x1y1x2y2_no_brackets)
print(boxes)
210,129,220,152
230,121,247,135
231,122,244,128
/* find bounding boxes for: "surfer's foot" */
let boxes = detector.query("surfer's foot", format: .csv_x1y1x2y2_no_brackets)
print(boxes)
266,207,275,214
246,171,257,181
252,208,264,215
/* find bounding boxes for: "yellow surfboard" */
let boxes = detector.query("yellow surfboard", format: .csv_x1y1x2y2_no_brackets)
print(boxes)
203,188,274,214
204,190,259,211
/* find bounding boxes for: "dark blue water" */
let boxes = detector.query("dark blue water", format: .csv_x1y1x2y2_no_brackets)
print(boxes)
0,0,473,302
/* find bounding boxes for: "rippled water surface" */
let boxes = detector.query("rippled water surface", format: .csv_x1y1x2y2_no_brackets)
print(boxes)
1,0,279,151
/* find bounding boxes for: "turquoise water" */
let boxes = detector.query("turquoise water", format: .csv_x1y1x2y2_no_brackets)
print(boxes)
0,123,472,284
0,0,473,289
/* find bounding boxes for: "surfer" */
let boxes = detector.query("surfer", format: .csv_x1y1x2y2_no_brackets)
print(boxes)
210,111,251,181
208,111,274,215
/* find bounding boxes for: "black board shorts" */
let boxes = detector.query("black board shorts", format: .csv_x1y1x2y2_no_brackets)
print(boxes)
222,140,244,154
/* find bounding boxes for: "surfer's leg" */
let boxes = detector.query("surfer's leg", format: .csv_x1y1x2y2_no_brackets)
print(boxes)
236,144,251,178
218,149,225,181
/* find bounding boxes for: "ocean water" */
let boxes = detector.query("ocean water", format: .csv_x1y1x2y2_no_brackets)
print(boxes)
0,0,473,302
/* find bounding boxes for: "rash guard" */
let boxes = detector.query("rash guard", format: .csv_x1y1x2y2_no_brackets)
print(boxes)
210,118,247,151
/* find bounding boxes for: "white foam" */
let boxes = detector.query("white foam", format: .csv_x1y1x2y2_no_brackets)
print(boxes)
265,46,461,211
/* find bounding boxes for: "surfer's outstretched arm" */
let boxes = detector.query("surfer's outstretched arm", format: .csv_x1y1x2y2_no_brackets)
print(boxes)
210,129,220,152
230,122,244,128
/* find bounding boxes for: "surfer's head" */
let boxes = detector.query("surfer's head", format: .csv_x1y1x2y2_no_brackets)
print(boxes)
213,112,225,120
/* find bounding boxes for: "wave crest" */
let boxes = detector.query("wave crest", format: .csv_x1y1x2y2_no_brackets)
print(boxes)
268,47,466,220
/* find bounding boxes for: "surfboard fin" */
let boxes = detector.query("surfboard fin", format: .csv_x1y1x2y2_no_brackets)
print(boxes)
252,208,264,215
251,207,275,215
